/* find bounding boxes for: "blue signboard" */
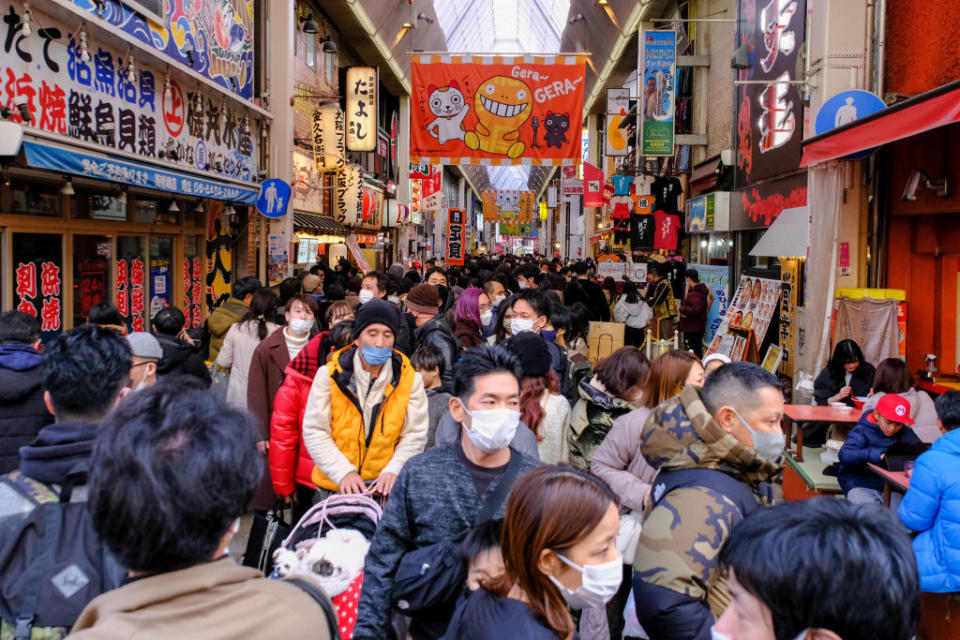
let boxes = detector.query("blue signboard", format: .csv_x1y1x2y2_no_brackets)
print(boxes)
690,263,730,344
256,179,292,218
815,90,886,159
22,141,258,204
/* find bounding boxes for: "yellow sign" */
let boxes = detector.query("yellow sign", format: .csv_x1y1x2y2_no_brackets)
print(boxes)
539,201,547,220
346,67,378,152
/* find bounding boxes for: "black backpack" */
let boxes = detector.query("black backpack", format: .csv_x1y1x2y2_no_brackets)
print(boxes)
0,466,125,640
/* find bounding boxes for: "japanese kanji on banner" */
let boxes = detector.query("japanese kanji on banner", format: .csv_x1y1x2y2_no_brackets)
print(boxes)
446,208,466,265
480,190,535,222
411,54,586,166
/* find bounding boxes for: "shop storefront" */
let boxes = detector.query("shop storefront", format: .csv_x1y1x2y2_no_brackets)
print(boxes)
0,0,263,336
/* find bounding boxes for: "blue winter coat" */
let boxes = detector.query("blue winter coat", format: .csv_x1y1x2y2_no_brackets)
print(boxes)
837,415,921,494
899,429,960,593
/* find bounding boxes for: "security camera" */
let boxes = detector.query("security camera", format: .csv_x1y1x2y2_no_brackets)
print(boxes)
12,95,31,123
902,169,923,201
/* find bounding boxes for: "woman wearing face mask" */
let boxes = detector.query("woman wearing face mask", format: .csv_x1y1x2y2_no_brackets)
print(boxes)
506,333,572,465
215,288,280,410
445,465,622,640
301,298,429,500
246,295,318,511
488,293,518,347
454,287,492,349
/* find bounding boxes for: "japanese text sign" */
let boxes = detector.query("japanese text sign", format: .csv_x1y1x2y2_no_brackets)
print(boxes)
335,163,363,225
313,104,345,172
447,208,466,265
346,67,378,152
410,54,586,166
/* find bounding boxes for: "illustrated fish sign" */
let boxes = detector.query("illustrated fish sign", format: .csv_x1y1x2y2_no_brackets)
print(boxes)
411,54,587,166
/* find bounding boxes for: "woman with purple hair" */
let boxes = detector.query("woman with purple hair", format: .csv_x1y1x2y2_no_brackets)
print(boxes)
453,287,492,349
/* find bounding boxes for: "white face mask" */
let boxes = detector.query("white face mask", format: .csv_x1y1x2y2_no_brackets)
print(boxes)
493,294,506,306
548,553,623,610
288,317,314,335
459,399,520,453
358,289,375,304
712,626,809,640
480,310,494,326
511,317,536,334
517,280,529,289
387,295,401,305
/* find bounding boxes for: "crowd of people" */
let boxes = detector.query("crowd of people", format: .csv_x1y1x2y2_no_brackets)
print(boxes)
0,252,950,640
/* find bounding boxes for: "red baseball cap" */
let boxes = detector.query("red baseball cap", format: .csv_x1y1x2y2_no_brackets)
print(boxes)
868,394,915,425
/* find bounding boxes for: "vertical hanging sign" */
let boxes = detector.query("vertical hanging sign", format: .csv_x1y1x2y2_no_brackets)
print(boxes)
447,208,466,266
313,104,346,172
346,67,378,152
640,30,677,156
335,164,364,225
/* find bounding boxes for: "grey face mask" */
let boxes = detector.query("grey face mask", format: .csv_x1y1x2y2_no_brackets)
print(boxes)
731,408,784,461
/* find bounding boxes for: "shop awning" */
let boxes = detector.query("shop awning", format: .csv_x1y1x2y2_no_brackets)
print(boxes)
22,139,258,204
690,155,722,193
801,78,960,166
293,211,347,236
749,206,809,258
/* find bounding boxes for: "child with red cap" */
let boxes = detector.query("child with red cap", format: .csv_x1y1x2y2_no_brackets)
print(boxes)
839,394,922,504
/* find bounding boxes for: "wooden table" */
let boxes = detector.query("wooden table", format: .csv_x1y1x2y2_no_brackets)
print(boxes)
868,463,911,507
783,405,861,461
782,448,842,500
918,380,960,395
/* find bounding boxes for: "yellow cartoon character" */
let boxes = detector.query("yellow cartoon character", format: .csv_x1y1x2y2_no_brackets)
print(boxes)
464,76,532,158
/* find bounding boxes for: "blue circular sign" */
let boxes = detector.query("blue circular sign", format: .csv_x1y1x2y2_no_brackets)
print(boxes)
256,179,292,218
814,90,886,160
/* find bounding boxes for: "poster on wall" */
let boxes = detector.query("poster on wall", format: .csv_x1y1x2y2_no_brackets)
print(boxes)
410,54,586,166
182,256,204,329
561,165,583,195
149,258,171,320
447,208,466,266
13,234,63,342
268,230,290,286
640,30,677,156
206,202,233,311
706,275,782,360
293,149,325,214
0,1,259,187
689,264,730,344
735,0,807,184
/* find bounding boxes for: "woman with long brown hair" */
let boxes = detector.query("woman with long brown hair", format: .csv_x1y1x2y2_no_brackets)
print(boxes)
445,465,622,639
642,349,703,408
506,333,572,464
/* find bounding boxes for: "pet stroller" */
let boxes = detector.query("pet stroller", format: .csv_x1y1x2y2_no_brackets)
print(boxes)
272,493,382,639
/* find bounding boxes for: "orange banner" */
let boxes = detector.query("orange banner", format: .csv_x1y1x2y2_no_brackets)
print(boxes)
411,55,586,166
481,190,535,223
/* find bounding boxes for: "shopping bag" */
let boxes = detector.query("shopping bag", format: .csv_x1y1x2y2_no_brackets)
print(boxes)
209,364,230,401
241,504,291,576
587,321,625,363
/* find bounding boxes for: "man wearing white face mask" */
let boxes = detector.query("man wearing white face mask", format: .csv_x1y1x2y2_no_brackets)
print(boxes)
353,346,539,640
125,332,162,390
359,271,388,306
507,290,571,398
632,362,784,640
714,497,920,640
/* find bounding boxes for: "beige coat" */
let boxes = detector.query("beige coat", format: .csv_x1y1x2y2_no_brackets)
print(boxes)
215,320,280,409
590,406,658,513
302,349,429,486
69,558,331,640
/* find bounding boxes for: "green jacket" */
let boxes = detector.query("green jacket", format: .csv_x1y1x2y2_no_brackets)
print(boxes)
632,386,780,637
567,376,637,471
206,297,248,362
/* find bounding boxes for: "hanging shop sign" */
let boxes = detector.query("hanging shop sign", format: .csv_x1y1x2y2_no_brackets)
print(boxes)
547,186,559,208
583,162,604,207
0,1,259,183
686,192,731,232
731,172,807,229
561,165,583,195
15,256,63,339
256,179,291,218
360,186,382,225
23,141,257,204
206,202,233,311
410,54,586,166
181,256,204,329
480,189,536,235
640,30,677,157
313,104,346,172
409,162,433,179
384,200,410,227
605,88,630,157
539,201,548,220
346,67,378,152
735,0,807,183
335,163,364,225
814,89,886,160
292,149,324,214
447,208,466,265
422,170,443,214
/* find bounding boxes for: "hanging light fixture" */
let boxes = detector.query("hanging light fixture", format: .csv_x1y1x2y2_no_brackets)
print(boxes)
218,102,227,129
117,189,127,206
163,73,172,102
241,113,250,135
78,24,91,62
60,178,74,196
195,200,204,215
299,13,320,34
126,51,136,83
167,200,180,213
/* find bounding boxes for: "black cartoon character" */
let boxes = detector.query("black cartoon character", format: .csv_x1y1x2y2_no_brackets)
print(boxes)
543,112,569,148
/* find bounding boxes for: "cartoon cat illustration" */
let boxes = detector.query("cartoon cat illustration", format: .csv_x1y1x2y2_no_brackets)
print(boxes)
464,76,532,158
495,191,522,222
425,81,470,145
543,112,569,149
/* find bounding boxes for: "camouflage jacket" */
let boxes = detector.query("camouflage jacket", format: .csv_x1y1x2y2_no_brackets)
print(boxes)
567,377,637,471
632,385,780,640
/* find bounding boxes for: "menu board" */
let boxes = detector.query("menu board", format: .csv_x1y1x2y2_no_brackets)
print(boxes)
706,275,782,361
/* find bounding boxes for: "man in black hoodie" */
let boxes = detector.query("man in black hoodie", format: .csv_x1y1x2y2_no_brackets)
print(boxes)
152,306,212,387
0,311,52,474
0,324,131,528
